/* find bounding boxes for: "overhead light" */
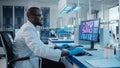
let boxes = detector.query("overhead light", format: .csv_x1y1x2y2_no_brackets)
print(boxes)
60,10,67,14
60,6,72,14
73,6,81,11
60,4,75,14
69,6,81,13
69,0,81,13
64,6,72,11
59,0,80,14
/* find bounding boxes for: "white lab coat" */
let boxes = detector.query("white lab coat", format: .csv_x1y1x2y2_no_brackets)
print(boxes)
13,21,62,68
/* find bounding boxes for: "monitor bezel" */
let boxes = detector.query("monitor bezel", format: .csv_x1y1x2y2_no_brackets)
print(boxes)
79,19,100,42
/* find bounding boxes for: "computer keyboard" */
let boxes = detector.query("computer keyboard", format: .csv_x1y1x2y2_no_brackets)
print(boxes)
75,52,92,56
74,52,86,56
67,46,92,56
71,44,83,47
51,38,58,40
76,45,83,47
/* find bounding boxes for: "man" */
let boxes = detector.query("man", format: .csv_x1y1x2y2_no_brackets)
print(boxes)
13,7,69,68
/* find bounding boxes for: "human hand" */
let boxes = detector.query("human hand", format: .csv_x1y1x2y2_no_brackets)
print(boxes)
61,51,69,57
55,44,70,49
61,44,70,49
69,47,85,55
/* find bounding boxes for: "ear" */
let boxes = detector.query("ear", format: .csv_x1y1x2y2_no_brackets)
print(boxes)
29,16,35,21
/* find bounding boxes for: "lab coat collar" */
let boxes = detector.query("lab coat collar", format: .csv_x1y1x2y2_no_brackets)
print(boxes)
27,20,38,31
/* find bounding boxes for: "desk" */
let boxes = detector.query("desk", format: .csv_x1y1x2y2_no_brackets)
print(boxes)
49,39,120,68
64,50,120,68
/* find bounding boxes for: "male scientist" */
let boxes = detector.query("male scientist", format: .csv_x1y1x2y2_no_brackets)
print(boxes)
13,7,69,68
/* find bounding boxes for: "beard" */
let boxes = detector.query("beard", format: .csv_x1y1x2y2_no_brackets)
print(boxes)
34,17,43,26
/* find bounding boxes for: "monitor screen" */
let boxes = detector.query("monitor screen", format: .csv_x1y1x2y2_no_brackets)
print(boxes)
79,19,100,42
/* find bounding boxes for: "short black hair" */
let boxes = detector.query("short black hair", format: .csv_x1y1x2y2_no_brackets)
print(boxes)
27,7,39,18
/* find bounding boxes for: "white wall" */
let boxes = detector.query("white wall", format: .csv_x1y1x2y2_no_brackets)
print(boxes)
61,13,76,26
97,8,109,29
0,1,59,28
80,6,88,21
50,6,59,28
109,6,119,21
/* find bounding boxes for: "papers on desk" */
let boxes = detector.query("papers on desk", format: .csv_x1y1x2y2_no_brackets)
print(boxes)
85,59,120,68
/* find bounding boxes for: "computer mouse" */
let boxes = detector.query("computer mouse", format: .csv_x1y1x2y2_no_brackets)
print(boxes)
75,52,85,56
75,51,92,56
86,53,92,56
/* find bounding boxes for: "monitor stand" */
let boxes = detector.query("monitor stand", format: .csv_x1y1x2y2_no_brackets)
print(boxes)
85,41,97,51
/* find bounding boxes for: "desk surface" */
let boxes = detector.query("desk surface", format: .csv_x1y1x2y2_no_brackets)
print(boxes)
68,50,120,68
49,39,120,68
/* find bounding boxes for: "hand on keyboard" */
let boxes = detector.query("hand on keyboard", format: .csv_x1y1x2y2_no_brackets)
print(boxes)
55,44,70,49
69,47,86,56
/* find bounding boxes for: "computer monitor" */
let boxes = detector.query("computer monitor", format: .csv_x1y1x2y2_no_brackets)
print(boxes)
79,19,100,50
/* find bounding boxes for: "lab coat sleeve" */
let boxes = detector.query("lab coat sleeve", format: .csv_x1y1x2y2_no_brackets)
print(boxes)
22,27,62,62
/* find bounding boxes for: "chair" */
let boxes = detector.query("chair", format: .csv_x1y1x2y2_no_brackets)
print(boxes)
0,32,30,68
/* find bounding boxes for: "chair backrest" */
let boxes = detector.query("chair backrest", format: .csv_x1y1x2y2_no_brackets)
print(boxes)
0,32,14,68
0,32,41,68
